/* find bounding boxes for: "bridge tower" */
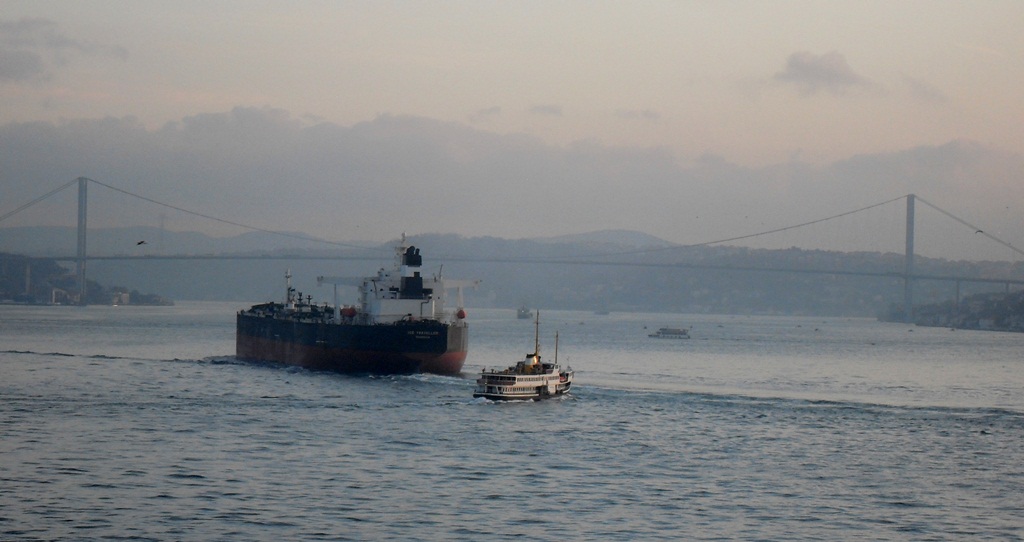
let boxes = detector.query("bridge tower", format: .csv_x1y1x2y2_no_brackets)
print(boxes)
76,177,88,304
903,194,915,323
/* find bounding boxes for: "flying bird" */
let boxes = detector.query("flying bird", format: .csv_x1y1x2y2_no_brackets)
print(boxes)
136,240,147,245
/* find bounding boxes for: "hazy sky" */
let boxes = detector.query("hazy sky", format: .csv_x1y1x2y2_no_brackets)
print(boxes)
2,1,1023,261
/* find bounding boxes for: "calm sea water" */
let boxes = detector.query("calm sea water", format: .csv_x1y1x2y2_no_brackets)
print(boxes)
2,302,1023,540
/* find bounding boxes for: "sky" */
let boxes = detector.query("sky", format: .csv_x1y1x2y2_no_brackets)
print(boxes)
2,1,1024,261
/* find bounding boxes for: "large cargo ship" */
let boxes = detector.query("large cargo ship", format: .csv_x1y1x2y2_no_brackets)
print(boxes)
236,236,476,375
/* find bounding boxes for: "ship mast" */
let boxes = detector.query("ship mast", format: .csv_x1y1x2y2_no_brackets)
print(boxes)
534,310,540,358
285,269,295,309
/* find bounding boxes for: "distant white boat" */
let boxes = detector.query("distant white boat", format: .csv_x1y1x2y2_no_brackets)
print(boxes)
648,327,690,339
517,305,532,319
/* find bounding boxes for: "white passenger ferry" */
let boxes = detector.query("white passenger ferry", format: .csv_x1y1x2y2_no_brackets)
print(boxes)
473,313,573,401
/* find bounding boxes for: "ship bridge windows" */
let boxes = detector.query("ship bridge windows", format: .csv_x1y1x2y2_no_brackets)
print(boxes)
400,273,433,299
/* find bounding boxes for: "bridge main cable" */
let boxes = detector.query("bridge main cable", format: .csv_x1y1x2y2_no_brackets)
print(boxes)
0,178,79,224
550,195,910,260
86,178,381,251
915,195,1024,258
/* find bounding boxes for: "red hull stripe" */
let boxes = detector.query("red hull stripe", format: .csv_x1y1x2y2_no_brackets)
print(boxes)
236,334,467,375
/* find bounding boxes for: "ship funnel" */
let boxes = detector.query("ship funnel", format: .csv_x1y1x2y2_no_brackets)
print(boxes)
402,246,423,267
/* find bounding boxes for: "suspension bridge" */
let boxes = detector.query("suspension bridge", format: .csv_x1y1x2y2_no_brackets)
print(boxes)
3,177,1024,321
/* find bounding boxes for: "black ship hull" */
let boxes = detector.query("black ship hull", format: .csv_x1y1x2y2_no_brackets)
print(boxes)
236,312,468,375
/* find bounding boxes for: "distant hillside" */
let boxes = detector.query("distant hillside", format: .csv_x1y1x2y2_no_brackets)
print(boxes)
0,252,171,305
532,230,673,248
4,227,1023,317
0,226,672,256
884,290,1024,332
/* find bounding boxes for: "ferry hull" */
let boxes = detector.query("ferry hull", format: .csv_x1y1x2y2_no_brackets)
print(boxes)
236,313,467,375
472,387,571,401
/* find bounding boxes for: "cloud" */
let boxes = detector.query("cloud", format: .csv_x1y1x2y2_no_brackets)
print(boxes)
954,42,1006,59
528,104,562,116
0,48,44,81
1,108,1021,261
902,74,947,103
468,106,501,123
0,18,56,44
0,17,127,83
615,109,660,121
774,51,869,95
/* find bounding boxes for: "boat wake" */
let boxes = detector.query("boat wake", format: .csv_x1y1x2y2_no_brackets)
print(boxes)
3,349,75,357
3,349,172,362
401,372,469,385
203,355,255,366
3,349,255,368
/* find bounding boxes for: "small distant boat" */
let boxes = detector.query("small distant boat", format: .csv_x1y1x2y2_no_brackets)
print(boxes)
648,327,690,339
517,305,532,319
474,312,573,401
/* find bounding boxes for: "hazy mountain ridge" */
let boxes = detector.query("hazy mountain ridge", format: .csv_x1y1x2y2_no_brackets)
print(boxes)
0,226,674,258
531,230,673,248
3,226,1022,317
